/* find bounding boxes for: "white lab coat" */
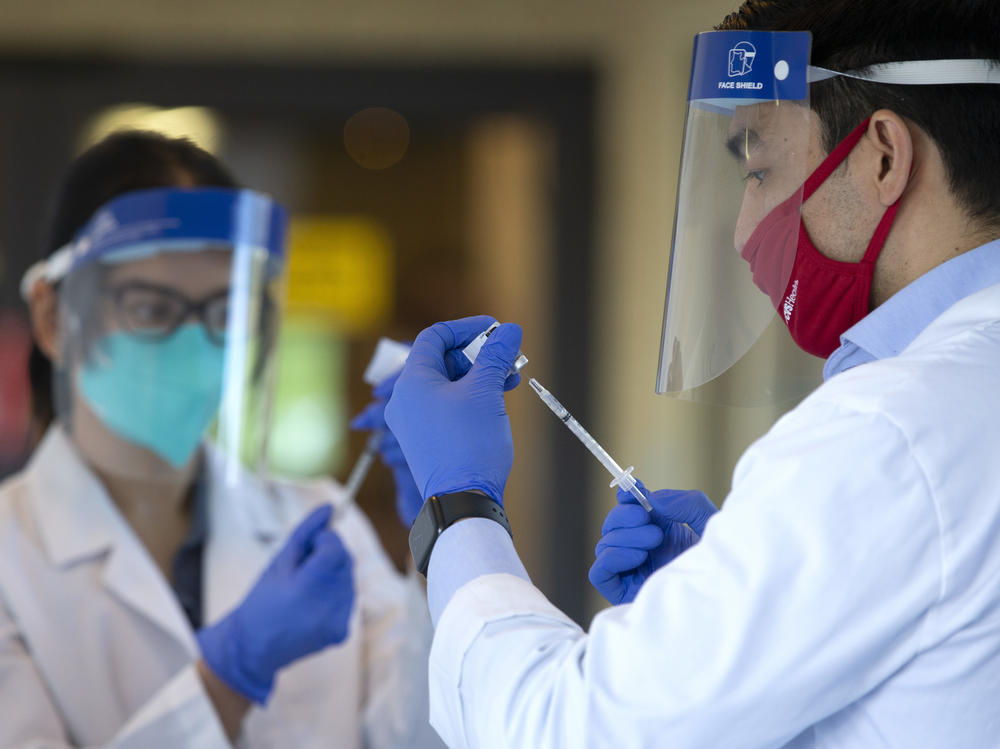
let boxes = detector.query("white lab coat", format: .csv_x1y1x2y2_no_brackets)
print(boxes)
0,427,443,749
427,282,1000,748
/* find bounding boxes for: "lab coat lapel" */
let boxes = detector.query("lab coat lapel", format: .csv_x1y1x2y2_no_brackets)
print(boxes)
100,531,198,656
26,428,198,656
26,428,117,567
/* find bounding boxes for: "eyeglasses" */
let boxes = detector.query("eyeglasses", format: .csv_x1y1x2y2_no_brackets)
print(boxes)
110,281,232,345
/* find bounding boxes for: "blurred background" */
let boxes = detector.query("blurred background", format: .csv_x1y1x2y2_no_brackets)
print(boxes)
0,0,812,623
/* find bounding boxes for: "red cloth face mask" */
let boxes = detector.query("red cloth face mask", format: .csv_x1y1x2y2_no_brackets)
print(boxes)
740,117,902,358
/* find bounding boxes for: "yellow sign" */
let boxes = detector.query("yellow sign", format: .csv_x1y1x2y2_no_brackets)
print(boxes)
285,216,393,332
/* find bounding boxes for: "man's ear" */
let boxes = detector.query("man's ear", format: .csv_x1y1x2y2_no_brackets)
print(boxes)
28,280,60,365
866,109,914,207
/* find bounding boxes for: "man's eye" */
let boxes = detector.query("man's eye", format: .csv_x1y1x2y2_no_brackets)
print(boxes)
743,169,767,184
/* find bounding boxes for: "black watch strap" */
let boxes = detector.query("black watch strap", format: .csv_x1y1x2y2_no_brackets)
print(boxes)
408,491,512,576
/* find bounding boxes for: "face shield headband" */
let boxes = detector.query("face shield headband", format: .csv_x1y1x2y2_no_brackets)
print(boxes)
21,187,287,298
656,29,1000,403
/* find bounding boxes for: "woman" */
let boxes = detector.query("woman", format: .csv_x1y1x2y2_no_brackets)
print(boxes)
1,131,439,748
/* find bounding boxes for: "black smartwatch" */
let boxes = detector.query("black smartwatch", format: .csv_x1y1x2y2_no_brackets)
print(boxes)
408,491,512,576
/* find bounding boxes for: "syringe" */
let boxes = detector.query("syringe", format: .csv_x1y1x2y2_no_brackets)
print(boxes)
343,432,381,499
343,337,412,502
529,378,653,512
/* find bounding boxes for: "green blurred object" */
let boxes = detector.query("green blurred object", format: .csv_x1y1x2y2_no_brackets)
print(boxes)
265,316,347,477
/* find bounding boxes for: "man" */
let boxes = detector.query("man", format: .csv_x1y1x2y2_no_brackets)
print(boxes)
384,1,1000,746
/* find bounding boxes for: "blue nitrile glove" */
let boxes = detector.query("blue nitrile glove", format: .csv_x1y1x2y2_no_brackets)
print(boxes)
384,315,521,505
196,504,355,704
350,373,425,527
589,479,717,605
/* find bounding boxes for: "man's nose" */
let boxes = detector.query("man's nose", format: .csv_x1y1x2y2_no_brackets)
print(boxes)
733,190,757,254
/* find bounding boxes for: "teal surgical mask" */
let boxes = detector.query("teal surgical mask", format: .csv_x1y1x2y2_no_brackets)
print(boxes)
77,323,225,467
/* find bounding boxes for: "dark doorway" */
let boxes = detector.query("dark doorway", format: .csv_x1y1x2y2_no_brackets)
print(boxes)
0,56,596,623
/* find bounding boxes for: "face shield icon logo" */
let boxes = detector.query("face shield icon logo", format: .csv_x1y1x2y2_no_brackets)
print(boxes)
728,42,757,77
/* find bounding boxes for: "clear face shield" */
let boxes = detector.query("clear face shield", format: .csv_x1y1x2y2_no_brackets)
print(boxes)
658,33,1000,405
36,188,288,484
657,31,822,405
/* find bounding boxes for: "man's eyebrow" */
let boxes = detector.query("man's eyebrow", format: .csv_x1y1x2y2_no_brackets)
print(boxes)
726,128,759,161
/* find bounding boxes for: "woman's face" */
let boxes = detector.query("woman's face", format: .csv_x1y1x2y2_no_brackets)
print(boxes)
67,247,237,480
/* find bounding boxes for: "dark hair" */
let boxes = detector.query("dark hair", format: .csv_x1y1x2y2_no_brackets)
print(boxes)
718,0,1000,229
30,131,239,430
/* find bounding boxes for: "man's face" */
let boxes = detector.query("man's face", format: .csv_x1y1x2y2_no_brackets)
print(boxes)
729,101,820,254
729,102,875,265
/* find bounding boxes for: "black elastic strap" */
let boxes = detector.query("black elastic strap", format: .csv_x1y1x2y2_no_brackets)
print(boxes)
436,491,512,535
410,491,511,575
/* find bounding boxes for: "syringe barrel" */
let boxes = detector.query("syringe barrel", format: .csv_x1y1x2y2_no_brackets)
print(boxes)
530,377,652,512
531,377,626,478
343,432,382,498
563,415,626,477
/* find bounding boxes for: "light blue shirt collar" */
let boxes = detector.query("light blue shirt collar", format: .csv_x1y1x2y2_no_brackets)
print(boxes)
824,238,1000,380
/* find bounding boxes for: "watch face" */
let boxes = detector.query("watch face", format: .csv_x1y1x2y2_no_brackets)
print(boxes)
408,502,438,571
